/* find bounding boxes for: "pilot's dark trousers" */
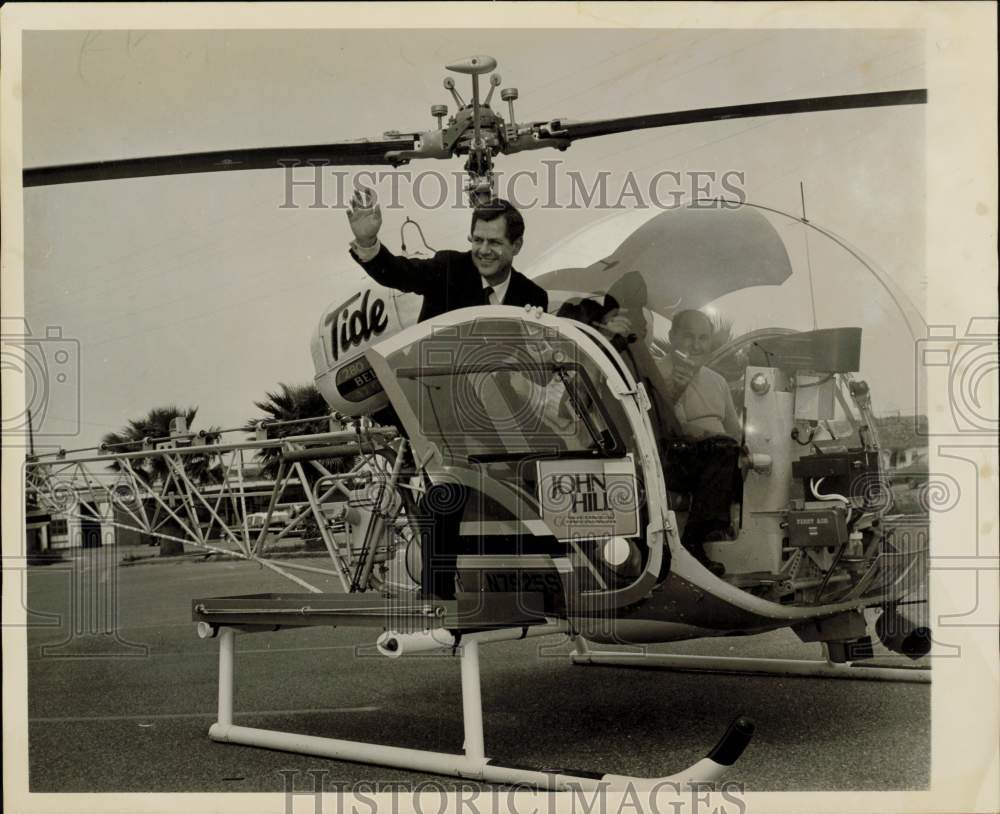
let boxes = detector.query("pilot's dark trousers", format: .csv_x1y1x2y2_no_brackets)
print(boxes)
661,436,741,556
416,482,467,600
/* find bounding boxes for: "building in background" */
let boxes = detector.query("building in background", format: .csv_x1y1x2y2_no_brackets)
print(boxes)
875,414,929,473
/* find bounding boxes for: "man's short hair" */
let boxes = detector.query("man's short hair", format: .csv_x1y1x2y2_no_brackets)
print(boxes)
471,199,525,244
670,309,714,336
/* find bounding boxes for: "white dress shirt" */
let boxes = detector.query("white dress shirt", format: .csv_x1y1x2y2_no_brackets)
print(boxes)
350,238,382,263
482,271,511,305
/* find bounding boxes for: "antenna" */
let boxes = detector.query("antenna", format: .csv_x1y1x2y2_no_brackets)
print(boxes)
800,181,819,331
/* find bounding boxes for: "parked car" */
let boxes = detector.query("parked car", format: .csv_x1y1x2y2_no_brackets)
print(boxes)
246,510,291,530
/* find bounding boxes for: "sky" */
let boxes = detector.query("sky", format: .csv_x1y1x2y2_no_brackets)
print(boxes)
19,27,927,451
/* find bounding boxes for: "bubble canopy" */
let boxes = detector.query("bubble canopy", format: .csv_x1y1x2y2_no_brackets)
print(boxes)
529,203,923,414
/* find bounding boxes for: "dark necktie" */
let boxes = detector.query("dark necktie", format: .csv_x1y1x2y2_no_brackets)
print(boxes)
483,286,494,305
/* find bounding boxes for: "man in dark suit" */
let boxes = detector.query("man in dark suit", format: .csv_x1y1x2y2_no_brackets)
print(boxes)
346,191,548,600
346,192,548,319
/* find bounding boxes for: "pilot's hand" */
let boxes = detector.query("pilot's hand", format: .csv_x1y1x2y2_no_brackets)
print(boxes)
523,304,544,319
599,308,632,339
661,375,687,404
347,185,382,248
665,351,697,401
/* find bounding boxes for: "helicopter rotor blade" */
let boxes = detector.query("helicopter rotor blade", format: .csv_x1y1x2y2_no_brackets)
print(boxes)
543,88,927,142
23,138,416,187
24,88,927,187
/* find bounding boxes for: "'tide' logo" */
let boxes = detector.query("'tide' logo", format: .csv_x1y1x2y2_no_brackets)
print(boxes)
325,290,388,362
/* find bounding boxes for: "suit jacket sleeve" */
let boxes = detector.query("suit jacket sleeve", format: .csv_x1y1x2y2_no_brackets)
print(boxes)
349,244,447,297
535,283,549,312
509,272,549,311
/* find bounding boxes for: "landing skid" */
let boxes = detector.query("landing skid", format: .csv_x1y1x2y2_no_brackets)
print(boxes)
570,638,930,684
194,593,755,790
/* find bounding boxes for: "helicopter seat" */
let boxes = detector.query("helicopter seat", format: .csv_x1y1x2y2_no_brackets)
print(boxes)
658,434,742,547
666,488,692,513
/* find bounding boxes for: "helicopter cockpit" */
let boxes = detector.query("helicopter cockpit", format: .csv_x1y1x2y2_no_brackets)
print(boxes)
310,201,923,620
362,308,666,610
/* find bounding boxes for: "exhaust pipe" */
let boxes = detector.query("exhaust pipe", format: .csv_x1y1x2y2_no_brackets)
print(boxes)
875,608,931,660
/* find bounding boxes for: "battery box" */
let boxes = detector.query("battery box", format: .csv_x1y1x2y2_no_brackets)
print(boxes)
787,505,849,547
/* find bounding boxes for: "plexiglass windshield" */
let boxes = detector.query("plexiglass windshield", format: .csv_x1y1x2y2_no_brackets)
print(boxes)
386,317,624,463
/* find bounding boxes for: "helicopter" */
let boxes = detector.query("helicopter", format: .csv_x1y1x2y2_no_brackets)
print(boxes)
22,52,930,790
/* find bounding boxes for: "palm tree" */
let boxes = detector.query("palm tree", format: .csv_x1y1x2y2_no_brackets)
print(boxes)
102,406,223,556
706,315,747,386
709,314,736,353
245,383,340,480
246,383,349,551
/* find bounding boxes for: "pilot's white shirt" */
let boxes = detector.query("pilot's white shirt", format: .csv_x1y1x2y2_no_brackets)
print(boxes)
653,350,741,440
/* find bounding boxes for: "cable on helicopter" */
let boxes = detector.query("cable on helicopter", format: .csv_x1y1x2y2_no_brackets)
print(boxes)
400,217,436,255
791,426,819,446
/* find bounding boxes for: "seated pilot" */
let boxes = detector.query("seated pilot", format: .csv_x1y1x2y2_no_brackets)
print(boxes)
653,309,741,576
654,310,740,441
557,278,740,577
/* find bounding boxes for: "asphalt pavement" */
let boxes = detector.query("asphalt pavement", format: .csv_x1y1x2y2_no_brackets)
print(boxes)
23,545,930,793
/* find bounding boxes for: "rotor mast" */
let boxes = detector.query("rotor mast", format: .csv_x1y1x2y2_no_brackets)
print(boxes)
445,56,500,205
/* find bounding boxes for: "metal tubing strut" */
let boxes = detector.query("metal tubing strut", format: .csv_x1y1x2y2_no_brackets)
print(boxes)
27,426,398,465
216,627,235,728
253,462,289,555
205,625,752,789
570,650,930,683
293,461,351,592
461,640,485,761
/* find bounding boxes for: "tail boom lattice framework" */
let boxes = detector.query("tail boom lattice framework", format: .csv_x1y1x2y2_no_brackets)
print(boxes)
25,422,411,595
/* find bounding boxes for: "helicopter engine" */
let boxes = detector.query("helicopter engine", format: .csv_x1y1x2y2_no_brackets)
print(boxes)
711,326,892,607
336,469,410,592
